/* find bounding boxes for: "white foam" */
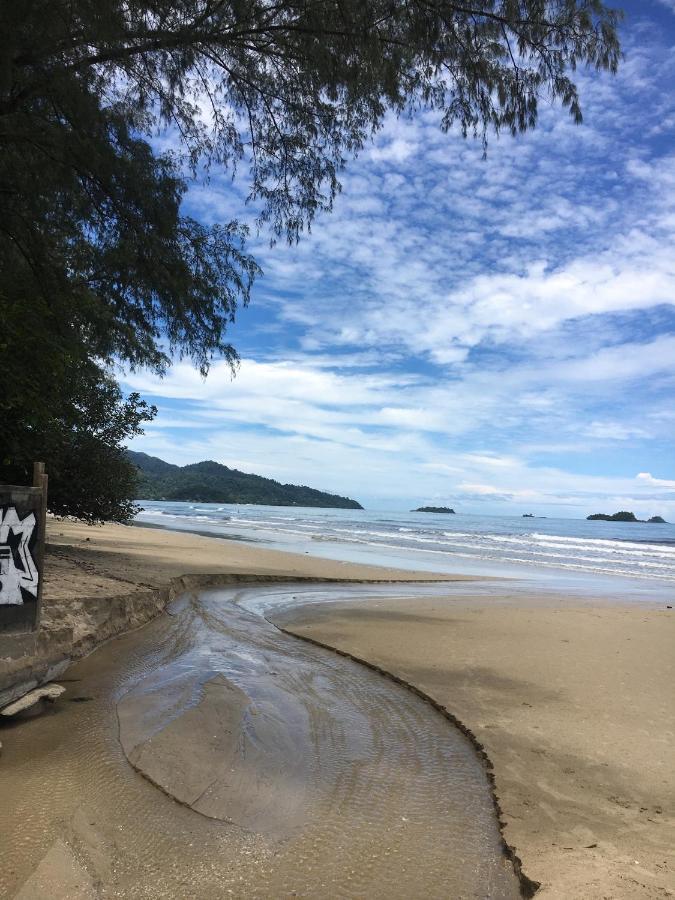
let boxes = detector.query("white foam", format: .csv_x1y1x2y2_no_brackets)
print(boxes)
135,505,675,583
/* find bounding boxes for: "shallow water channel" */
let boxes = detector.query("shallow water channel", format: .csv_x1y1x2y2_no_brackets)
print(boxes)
0,584,521,899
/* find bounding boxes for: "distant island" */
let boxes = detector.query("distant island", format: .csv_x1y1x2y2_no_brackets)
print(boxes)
413,506,455,514
128,451,364,509
587,511,668,523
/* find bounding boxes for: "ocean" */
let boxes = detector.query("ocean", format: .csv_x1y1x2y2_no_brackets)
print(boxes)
134,501,675,596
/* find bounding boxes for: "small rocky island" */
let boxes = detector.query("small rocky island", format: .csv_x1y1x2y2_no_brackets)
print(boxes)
587,511,668,523
414,506,455,514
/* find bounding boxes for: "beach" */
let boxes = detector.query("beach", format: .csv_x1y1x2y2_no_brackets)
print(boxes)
43,518,461,598
1,519,673,898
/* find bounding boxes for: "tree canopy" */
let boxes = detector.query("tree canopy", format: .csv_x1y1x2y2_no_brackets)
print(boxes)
0,1,621,520
1,351,156,522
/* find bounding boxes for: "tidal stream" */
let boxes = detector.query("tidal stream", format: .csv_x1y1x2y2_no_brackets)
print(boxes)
0,583,521,899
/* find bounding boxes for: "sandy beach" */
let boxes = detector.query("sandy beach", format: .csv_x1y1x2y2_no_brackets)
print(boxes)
1,519,673,898
43,518,461,600
277,588,675,898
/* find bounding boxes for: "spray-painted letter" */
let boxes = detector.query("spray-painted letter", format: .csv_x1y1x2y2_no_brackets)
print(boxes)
0,507,38,605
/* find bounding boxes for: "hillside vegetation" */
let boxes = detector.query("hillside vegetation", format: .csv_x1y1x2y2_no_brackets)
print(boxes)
129,452,363,509
587,511,667,523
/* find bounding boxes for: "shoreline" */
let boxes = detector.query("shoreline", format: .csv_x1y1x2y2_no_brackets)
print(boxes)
2,519,673,898
1,519,459,709
131,505,675,594
45,519,467,598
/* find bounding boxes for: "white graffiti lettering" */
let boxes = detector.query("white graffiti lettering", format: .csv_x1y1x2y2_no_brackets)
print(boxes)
0,507,38,605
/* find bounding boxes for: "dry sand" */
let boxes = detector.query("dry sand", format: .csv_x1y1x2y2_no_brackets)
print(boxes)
43,519,460,601
277,590,675,899
15,520,675,897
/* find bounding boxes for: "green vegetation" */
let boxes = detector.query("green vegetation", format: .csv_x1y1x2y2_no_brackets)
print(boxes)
1,2,621,520
587,512,668,523
588,511,638,521
414,506,455,514
130,452,363,509
1,361,155,523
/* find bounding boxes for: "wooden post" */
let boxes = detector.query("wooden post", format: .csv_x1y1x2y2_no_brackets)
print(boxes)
33,463,48,525
32,462,47,631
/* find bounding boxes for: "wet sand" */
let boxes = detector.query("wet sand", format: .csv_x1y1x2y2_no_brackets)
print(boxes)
0,583,521,899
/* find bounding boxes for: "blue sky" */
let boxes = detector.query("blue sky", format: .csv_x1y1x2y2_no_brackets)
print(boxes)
123,2,675,517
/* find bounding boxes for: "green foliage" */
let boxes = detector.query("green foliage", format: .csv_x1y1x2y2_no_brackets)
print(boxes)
413,506,456,513
587,512,669,523
0,65,258,377
1,353,156,522
0,241,156,522
130,452,363,509
1,1,621,365
587,511,638,521
2,2,621,265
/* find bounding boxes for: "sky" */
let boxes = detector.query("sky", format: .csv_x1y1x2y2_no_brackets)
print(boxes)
123,2,675,518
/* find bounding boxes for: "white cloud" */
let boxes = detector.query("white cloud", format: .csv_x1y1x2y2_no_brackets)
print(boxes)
368,138,419,164
637,472,675,489
125,21,675,518
126,331,675,459
126,332,675,516
582,422,651,441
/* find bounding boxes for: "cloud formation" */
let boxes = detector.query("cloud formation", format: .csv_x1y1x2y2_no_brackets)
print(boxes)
124,12,675,518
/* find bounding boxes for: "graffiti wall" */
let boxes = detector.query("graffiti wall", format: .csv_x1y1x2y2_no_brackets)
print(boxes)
0,486,45,632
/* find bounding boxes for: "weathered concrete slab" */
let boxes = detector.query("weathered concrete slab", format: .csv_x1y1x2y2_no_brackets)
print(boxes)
1,683,65,716
0,625,72,707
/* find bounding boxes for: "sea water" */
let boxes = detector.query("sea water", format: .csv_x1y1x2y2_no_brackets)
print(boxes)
134,502,675,597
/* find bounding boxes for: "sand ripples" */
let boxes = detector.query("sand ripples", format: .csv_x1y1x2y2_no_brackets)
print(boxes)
1,584,521,899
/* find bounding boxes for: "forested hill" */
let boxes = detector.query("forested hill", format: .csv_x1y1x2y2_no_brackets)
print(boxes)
128,451,363,509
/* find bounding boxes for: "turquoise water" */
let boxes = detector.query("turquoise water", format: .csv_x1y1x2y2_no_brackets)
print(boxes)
135,502,675,597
